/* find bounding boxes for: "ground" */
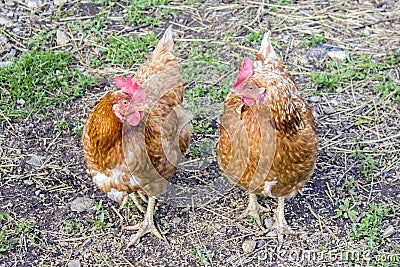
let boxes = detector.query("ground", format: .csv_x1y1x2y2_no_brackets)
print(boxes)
0,0,399,266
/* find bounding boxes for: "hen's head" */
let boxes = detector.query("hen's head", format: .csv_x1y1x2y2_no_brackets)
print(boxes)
232,58,266,106
112,76,147,126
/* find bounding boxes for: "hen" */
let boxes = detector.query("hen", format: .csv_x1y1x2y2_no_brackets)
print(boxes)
216,31,318,244
82,27,191,247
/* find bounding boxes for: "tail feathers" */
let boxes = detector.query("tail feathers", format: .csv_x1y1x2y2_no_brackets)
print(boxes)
155,26,174,54
257,31,277,62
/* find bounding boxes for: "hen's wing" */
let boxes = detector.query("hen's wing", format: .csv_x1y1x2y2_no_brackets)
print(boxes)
122,64,189,197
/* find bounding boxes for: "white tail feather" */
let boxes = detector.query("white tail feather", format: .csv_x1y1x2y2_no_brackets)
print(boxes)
258,31,277,61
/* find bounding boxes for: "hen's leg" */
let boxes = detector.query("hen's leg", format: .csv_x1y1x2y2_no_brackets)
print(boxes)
238,193,269,229
271,197,297,246
131,191,147,213
123,196,163,247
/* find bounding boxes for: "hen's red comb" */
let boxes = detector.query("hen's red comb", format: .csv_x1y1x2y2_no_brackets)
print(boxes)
233,58,254,90
114,76,141,97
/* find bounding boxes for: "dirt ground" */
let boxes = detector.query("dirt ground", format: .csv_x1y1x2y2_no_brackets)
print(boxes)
0,0,399,266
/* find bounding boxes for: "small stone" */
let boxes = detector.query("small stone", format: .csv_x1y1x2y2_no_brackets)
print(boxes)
26,0,41,8
5,0,15,6
70,197,95,212
0,34,8,44
0,17,13,27
214,223,222,230
27,155,41,167
172,217,182,224
383,225,395,237
255,240,266,249
7,202,13,208
54,0,68,5
309,96,321,103
363,28,371,36
0,62,12,68
264,218,274,229
17,99,25,105
56,29,70,46
323,106,335,114
35,190,41,196
6,11,14,18
242,239,256,253
330,99,339,106
68,259,80,267
23,179,34,186
327,50,346,62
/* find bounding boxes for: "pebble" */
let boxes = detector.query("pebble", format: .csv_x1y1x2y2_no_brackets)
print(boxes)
0,16,13,27
0,34,8,44
255,240,266,249
23,179,34,186
17,99,25,105
327,50,347,62
54,0,68,5
5,0,15,6
330,99,339,106
172,217,182,224
27,154,42,167
67,259,80,267
26,0,41,8
264,218,274,229
383,225,395,237
242,239,256,253
0,62,12,68
70,197,95,212
323,106,335,114
309,96,321,103
363,28,371,36
56,29,70,46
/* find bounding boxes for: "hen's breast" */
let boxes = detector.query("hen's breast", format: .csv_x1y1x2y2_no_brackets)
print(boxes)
217,96,317,198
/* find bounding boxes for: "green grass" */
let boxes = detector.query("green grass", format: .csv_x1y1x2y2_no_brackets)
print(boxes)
243,31,263,47
64,221,83,234
89,200,113,232
181,43,230,128
0,51,97,123
311,54,400,103
190,249,212,266
300,33,325,49
90,33,159,68
0,213,42,255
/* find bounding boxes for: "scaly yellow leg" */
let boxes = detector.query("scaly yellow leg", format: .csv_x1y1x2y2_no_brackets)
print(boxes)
123,196,163,247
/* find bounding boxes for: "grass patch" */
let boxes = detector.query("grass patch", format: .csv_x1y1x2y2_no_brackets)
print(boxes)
0,213,42,255
311,54,400,102
0,51,97,123
300,33,325,49
90,33,158,68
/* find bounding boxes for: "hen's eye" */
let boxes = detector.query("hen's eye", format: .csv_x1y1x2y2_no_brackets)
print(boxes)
122,100,129,106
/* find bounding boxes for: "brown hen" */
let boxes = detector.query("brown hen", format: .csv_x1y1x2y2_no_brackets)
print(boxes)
217,31,318,244
82,27,191,247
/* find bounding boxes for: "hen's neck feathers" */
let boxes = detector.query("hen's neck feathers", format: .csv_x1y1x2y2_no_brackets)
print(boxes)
254,58,307,134
252,31,309,134
86,93,122,151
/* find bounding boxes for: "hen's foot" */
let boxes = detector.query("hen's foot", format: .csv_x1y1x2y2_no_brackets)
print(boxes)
123,197,164,247
119,192,146,213
268,197,302,247
238,193,270,229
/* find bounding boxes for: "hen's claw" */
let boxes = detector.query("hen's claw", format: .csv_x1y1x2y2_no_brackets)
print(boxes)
269,197,302,247
238,193,270,229
123,196,164,248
